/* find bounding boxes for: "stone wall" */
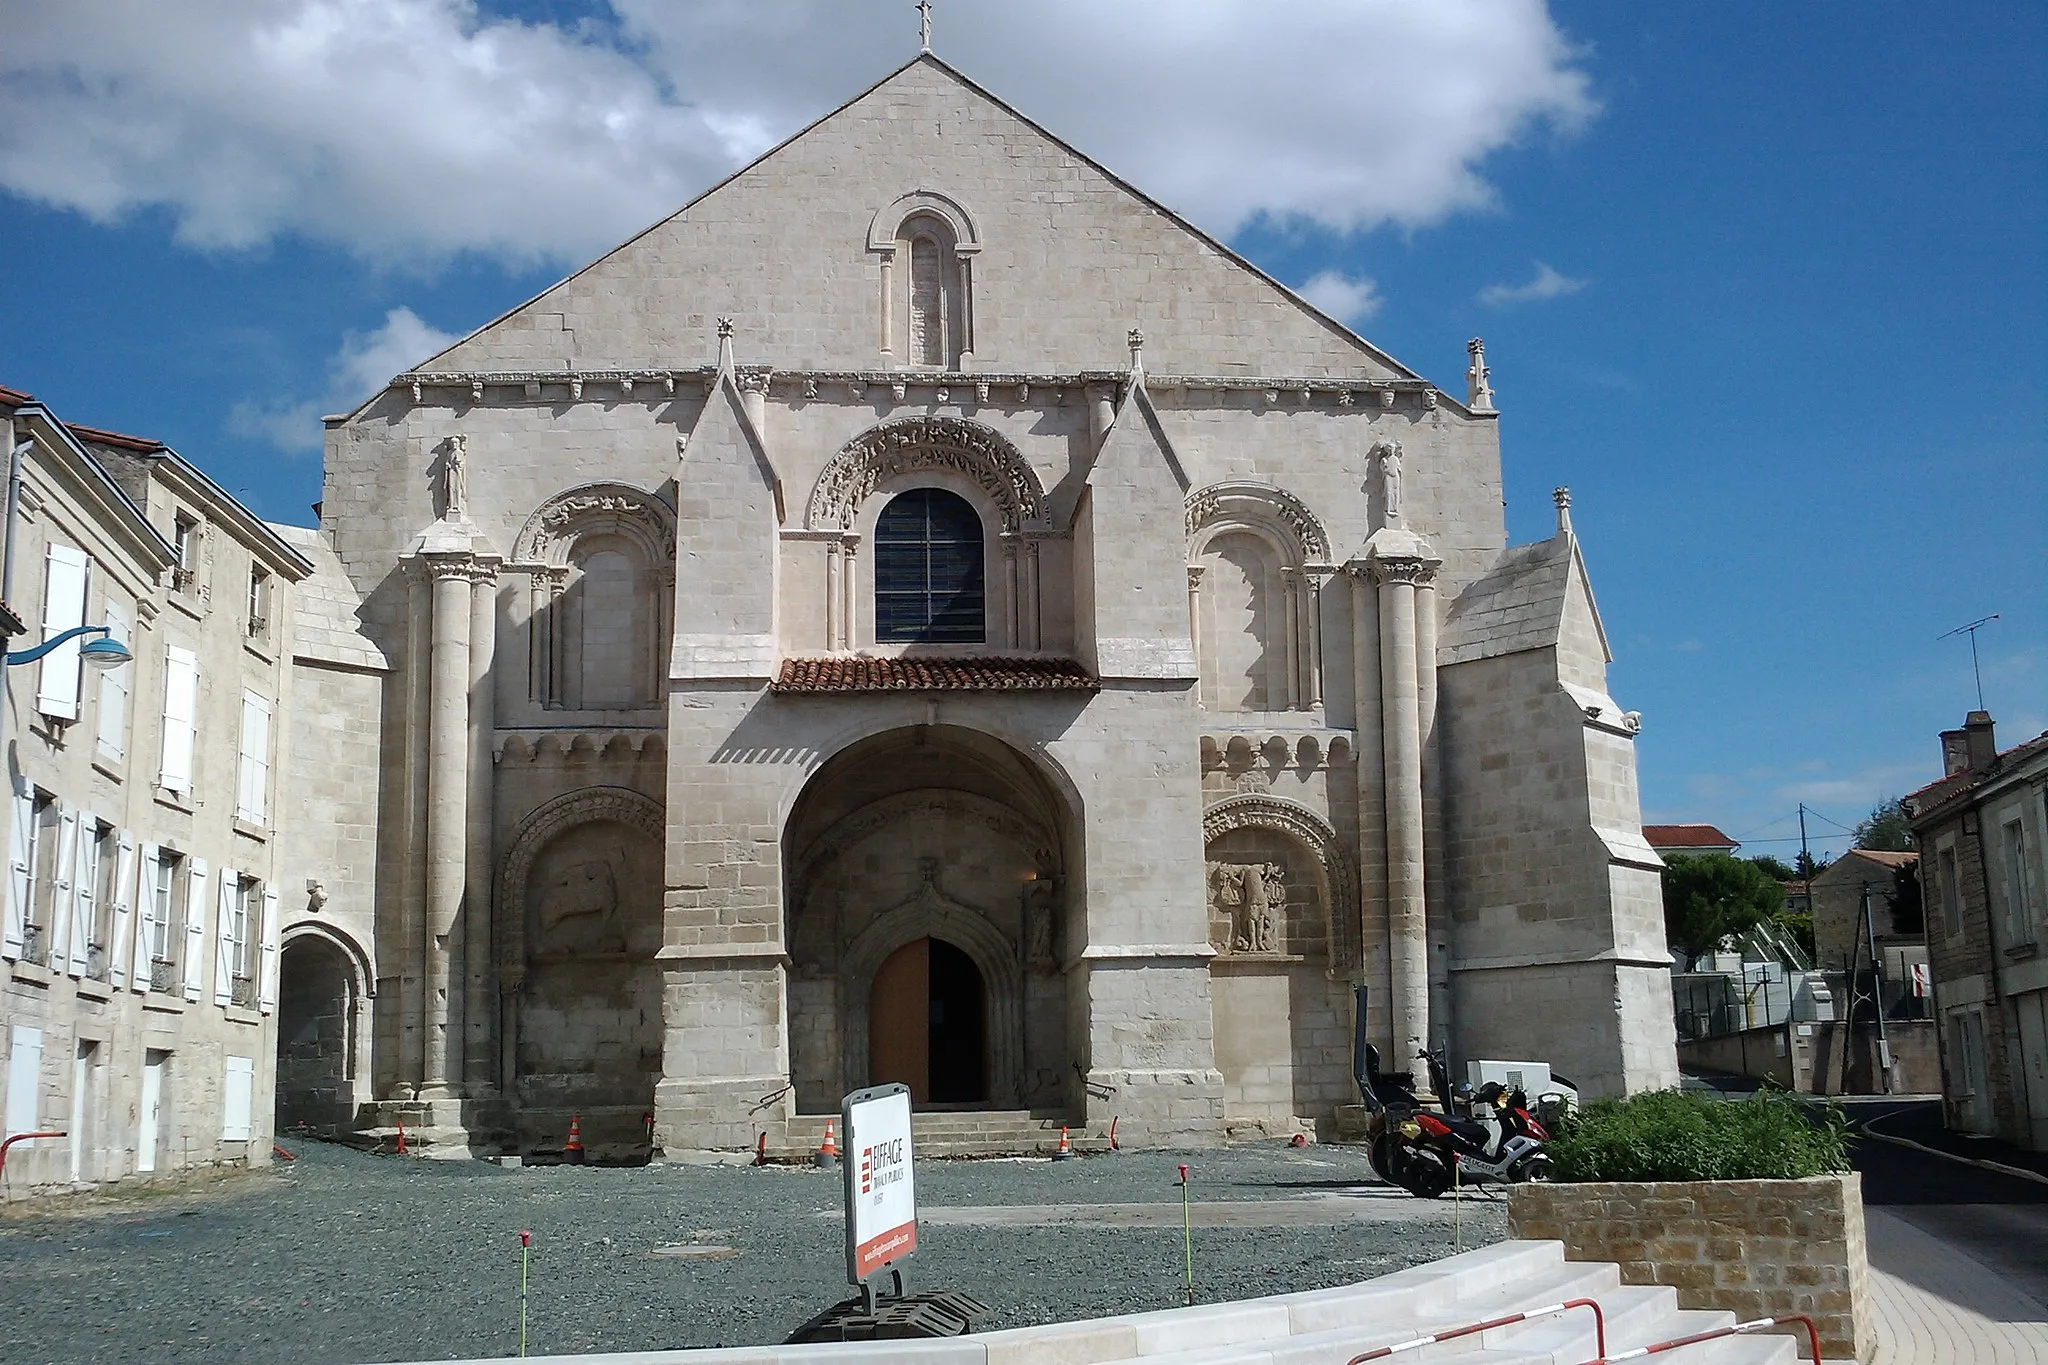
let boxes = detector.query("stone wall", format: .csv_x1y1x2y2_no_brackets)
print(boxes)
1507,1173,1869,1362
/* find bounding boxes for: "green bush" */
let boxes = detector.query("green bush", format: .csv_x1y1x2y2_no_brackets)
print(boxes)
1548,1087,1850,1183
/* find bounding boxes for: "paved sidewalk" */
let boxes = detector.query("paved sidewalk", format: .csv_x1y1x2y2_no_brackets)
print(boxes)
1867,1209,2048,1364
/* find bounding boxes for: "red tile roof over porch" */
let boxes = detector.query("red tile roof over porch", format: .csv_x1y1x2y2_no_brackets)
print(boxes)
1642,823,1741,853
771,656,1100,693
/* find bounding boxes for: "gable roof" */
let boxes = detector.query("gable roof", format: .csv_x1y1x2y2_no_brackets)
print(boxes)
1643,824,1741,852
1906,728,2048,820
394,54,1430,396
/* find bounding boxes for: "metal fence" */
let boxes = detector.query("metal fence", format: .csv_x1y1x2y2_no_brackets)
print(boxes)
1673,970,1798,1042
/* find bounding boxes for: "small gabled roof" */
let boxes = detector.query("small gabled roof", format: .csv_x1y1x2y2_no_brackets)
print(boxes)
1906,728,2048,820
1643,824,1741,853
1439,529,1610,666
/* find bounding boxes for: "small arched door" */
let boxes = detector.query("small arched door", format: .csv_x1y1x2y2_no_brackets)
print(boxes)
867,937,987,1105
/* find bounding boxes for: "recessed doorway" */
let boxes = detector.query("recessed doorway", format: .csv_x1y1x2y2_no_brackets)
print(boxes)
868,937,987,1105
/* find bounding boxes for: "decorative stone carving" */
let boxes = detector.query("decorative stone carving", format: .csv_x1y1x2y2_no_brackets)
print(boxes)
537,855,625,954
498,787,666,975
511,482,677,567
1208,861,1285,954
441,435,468,520
1184,481,1331,563
1024,877,1060,972
1370,438,1404,529
805,415,1046,534
1379,388,1397,410
1467,337,1495,412
792,788,1057,892
1367,555,1438,588
1202,794,1361,973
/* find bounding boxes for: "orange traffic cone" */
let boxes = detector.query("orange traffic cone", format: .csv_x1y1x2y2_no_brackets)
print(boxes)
814,1119,840,1169
565,1114,585,1165
1052,1125,1074,1160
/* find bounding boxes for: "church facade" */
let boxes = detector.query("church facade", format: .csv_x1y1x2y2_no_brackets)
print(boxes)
283,55,1677,1156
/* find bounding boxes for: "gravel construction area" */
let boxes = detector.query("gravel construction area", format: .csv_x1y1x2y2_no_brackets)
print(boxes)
0,1140,1507,1365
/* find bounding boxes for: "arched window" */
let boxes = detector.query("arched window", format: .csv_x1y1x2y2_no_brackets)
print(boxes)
875,489,984,643
897,213,962,368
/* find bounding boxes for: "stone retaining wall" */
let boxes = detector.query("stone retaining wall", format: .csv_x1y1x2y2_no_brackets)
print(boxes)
1508,1172,1867,1361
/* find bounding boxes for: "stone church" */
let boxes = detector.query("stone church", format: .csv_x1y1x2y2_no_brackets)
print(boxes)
284,53,1677,1156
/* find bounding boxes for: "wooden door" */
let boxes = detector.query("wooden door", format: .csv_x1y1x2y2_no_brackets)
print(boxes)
869,938,930,1104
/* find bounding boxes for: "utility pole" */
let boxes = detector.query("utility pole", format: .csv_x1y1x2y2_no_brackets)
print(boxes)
1798,803,1811,881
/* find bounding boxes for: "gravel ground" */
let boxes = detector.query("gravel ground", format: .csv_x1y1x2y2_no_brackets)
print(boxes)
0,1141,1506,1365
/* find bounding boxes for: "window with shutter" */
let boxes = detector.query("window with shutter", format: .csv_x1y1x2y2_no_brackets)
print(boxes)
5,1026,44,1139
159,646,198,795
49,806,77,974
258,886,280,1014
236,692,271,825
108,832,136,991
181,858,208,1003
96,599,132,762
221,1055,254,1141
35,544,89,721
67,810,98,979
3,781,31,960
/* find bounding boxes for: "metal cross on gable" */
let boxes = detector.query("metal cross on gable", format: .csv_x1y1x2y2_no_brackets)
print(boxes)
917,0,933,52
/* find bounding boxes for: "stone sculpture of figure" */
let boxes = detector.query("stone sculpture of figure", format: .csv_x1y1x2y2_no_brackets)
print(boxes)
1372,438,1405,528
442,434,468,520
1024,878,1059,972
1207,862,1243,954
1240,863,1279,953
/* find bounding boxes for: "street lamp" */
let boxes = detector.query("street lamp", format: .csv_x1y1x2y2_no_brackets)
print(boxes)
4,624,132,670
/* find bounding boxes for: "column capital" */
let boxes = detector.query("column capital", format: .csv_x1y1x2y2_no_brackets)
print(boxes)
1366,555,1439,588
417,552,500,585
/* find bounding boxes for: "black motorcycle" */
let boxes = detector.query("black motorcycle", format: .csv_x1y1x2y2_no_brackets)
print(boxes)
1390,1065,1554,1198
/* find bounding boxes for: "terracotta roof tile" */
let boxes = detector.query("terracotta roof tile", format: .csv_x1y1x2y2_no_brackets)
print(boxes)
1642,823,1740,850
772,656,1099,693
1906,729,2048,815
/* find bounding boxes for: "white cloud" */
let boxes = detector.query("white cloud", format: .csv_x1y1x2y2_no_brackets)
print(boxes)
1297,272,1383,325
231,307,458,453
0,0,1596,264
1479,261,1588,306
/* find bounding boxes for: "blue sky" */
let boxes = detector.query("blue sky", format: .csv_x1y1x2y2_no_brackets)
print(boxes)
1,1,2040,860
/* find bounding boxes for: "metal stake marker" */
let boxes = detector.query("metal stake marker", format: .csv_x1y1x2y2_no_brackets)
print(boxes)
519,1230,532,1357
1179,1163,1194,1305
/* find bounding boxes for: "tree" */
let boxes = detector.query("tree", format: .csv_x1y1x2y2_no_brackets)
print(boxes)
1854,797,1914,852
1662,853,1789,966
1748,854,1798,881
1795,849,1834,879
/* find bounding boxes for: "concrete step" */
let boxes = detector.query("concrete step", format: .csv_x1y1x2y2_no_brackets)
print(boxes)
775,1110,1096,1159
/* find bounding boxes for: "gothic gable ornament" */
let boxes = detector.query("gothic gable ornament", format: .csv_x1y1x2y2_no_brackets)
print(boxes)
805,415,1044,533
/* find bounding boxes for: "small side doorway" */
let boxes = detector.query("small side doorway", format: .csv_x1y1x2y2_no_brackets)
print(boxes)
137,1050,167,1174
867,937,987,1106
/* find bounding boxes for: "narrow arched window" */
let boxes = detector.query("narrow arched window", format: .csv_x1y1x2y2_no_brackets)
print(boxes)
908,234,945,366
875,489,984,643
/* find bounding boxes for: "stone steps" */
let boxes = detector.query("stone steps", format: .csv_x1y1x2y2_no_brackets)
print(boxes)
776,1110,1103,1160
388,1238,1801,1364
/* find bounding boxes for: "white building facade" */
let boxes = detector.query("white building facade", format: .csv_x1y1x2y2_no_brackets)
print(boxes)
0,389,311,1194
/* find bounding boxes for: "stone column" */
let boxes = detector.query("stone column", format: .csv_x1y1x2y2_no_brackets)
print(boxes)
841,539,859,649
1023,539,1041,651
463,563,499,1090
1305,570,1327,710
1186,565,1205,696
1002,537,1021,647
1371,551,1439,1093
422,556,474,1092
1415,576,1451,1051
1281,567,1302,710
824,541,843,650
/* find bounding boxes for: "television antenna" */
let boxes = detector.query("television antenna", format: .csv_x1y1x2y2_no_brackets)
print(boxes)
1938,614,1999,711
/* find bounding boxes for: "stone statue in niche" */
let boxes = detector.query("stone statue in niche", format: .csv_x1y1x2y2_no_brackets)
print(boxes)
1207,860,1285,955
441,434,468,520
1024,877,1060,973
537,855,625,954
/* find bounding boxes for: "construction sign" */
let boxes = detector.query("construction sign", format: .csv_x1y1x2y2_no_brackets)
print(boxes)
842,1083,917,1285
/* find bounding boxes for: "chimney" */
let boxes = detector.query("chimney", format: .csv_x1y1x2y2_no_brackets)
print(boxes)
1940,711,1998,776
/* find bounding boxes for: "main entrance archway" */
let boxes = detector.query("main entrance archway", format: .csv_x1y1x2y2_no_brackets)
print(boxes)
783,725,1075,1114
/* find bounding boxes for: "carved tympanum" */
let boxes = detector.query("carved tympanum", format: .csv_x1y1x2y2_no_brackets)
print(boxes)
806,416,1044,533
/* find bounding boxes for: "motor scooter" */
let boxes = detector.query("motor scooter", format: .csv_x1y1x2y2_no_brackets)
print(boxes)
1391,1064,1553,1198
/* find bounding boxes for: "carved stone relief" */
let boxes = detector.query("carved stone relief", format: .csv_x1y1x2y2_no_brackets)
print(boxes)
1202,795,1360,973
1207,861,1286,954
805,415,1045,533
1184,481,1331,564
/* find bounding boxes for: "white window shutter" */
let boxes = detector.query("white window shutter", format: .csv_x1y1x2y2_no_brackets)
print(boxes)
68,811,97,979
258,886,281,1014
159,646,199,795
96,599,131,761
213,867,238,1007
49,806,77,973
108,831,136,991
131,841,158,994
182,857,208,1003
35,544,89,721
5,1026,44,1139
236,692,271,825
3,781,30,960
221,1055,254,1141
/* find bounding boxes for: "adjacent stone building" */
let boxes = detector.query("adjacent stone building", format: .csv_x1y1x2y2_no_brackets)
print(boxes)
0,387,312,1194
268,53,1678,1158
1905,711,2048,1150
